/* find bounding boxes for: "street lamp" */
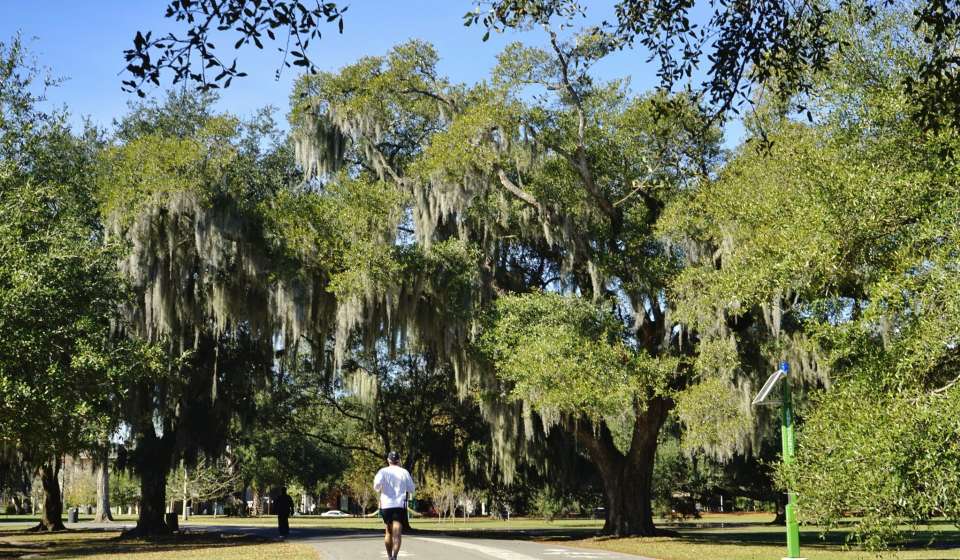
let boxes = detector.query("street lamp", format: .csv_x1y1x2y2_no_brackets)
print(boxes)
752,361,803,560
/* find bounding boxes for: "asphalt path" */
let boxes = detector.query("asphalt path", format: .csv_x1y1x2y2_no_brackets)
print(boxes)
299,532,654,560
51,521,656,560
196,524,655,560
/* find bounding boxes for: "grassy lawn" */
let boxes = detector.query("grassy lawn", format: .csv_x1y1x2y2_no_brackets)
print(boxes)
563,519,960,560
0,515,140,527
3,513,957,559
0,511,771,533
185,513,608,533
571,536,960,560
0,529,317,559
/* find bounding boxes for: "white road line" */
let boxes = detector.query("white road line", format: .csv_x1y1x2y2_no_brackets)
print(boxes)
413,537,541,560
543,549,618,558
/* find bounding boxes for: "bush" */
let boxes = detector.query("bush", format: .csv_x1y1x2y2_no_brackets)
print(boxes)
530,488,573,522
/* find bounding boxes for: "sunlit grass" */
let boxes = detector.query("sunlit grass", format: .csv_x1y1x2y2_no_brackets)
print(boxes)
4,513,957,559
0,529,317,559
570,536,960,560
185,513,608,533
562,519,960,560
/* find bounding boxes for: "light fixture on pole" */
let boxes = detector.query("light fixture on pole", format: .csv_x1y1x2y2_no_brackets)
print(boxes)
752,361,804,560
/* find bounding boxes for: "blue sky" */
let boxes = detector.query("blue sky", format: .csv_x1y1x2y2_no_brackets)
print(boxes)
3,1,742,143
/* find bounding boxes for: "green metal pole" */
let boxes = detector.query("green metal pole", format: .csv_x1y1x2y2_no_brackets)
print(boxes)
780,361,801,558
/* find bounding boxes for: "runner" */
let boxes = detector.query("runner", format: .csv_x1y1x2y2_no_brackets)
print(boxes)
373,451,416,560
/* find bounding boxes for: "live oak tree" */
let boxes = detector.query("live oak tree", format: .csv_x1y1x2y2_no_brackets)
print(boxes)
780,11,960,547
285,34,719,535
98,92,294,535
476,294,681,534
0,171,124,532
0,36,159,532
659,5,960,549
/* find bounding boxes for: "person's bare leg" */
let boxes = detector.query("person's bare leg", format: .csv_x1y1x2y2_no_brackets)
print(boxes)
391,520,403,558
384,524,393,558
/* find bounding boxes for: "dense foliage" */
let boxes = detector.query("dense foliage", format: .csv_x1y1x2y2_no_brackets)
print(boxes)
660,6,960,548
0,35,163,531
1,0,958,549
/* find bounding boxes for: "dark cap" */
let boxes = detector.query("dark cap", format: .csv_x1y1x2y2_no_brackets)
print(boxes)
387,451,400,463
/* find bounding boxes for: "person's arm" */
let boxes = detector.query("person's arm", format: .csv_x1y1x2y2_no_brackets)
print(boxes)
406,472,416,497
373,470,383,493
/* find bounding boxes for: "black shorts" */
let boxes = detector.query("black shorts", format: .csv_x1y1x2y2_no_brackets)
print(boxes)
381,507,407,526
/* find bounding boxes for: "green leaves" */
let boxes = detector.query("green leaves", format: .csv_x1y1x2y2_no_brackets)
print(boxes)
788,382,960,549
660,7,960,547
675,377,752,461
0,170,144,463
477,292,674,424
98,115,240,228
263,176,407,280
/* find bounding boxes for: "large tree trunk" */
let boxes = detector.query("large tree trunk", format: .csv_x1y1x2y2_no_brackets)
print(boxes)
126,431,174,536
135,459,170,535
602,463,657,536
94,454,114,522
574,397,670,537
34,459,66,531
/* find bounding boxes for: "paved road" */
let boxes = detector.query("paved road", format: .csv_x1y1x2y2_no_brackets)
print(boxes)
187,524,655,560
56,522,655,560
300,533,654,560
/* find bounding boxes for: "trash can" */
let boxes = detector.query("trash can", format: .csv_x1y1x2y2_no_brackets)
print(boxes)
67,508,78,523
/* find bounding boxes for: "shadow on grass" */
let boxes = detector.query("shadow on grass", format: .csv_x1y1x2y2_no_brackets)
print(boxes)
401,520,960,557
660,524,960,551
0,528,286,558
165,519,960,560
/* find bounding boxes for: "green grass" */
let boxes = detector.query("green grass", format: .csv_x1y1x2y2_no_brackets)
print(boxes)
4,513,957,559
562,518,960,560
570,535,960,560
0,529,317,559
0,514,140,524
185,513,608,534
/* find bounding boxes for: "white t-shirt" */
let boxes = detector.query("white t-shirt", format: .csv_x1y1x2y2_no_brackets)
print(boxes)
373,464,416,509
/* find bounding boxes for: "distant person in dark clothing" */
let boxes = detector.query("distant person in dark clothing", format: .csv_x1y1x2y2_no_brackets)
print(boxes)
277,486,295,536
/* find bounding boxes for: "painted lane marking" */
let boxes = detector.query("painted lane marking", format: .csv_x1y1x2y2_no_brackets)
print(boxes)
413,537,540,560
543,549,618,558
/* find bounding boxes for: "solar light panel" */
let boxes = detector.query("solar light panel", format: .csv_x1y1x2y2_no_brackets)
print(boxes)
752,369,786,406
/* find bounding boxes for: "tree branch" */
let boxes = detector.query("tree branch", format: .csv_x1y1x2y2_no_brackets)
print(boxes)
284,428,382,461
545,33,616,220
496,166,543,211
315,391,374,428
399,87,457,111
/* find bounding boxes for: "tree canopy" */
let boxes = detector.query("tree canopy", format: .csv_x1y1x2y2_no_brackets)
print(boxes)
660,5,960,547
2,0,958,549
